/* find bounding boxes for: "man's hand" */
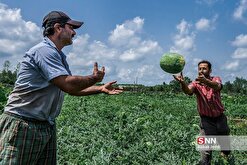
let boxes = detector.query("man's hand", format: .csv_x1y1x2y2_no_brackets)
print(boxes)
93,62,105,82
173,72,184,83
173,72,194,95
195,72,207,84
100,81,123,95
196,73,222,90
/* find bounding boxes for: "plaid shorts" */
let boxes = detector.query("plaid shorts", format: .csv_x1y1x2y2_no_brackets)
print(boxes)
0,112,57,165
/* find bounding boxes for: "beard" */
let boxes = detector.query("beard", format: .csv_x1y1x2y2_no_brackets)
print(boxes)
60,32,73,46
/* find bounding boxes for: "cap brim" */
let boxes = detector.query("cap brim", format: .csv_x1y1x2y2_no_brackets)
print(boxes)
67,20,83,29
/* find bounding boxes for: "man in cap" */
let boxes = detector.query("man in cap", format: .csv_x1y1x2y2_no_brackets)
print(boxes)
0,11,122,164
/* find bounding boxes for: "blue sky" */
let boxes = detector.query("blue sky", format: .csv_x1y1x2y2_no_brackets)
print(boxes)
0,0,246,85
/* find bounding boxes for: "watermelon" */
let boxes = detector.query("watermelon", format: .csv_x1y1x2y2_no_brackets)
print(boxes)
160,53,185,74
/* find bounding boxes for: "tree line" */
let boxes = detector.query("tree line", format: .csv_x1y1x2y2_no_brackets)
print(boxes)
0,60,20,85
0,60,247,95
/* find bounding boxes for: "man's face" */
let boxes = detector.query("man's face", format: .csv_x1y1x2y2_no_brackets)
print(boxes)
198,63,211,77
60,24,76,46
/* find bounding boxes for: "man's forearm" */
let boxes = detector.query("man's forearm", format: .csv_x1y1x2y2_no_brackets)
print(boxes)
66,75,98,92
203,79,222,91
180,81,193,95
69,85,103,96
51,75,99,95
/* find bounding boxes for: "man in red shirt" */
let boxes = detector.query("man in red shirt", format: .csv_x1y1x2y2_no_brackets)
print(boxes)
173,60,231,165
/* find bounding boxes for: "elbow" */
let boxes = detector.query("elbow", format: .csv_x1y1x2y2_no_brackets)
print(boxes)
66,90,78,96
59,84,80,96
214,83,222,91
185,91,193,95
68,92,80,96
182,87,193,95
51,75,85,95
66,89,83,96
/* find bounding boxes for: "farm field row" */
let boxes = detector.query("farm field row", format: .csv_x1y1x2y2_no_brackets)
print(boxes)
57,92,247,164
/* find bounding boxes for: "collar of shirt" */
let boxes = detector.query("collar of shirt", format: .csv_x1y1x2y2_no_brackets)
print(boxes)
43,37,67,59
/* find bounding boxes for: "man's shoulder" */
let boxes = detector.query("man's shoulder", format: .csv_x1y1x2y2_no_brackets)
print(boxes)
26,41,58,62
28,41,54,53
211,76,222,83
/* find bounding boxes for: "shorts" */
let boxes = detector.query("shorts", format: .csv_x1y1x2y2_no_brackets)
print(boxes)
199,113,231,164
200,113,230,136
0,112,57,165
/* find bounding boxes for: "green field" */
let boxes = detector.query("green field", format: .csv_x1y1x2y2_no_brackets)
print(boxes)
56,92,247,165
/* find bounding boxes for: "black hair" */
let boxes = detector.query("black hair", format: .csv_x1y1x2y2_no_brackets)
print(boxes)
198,60,212,70
43,21,66,37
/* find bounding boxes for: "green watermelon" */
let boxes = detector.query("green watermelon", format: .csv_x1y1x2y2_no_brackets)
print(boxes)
160,53,185,74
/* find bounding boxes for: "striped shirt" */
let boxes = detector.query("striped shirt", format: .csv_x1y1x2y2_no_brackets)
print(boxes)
188,76,224,117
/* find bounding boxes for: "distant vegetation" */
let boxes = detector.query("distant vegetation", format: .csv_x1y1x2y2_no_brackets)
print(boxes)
0,60,19,85
118,77,247,95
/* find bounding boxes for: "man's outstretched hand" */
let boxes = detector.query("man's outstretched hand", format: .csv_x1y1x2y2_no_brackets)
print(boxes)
100,81,123,95
173,72,184,83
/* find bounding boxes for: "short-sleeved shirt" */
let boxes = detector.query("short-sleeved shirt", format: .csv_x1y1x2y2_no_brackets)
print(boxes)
4,37,71,125
188,76,224,117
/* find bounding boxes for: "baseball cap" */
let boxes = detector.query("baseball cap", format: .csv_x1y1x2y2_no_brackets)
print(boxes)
42,11,83,29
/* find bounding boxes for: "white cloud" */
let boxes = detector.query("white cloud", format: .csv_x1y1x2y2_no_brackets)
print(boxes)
224,60,239,70
222,58,247,80
227,32,247,74
169,17,221,82
119,49,137,62
176,19,191,35
0,39,26,54
192,58,202,66
137,65,152,78
67,17,162,84
231,34,247,47
117,68,133,82
233,0,247,21
170,19,195,55
170,35,195,53
108,17,144,47
119,40,160,62
232,47,247,58
170,16,218,56
196,18,210,31
226,33,247,75
116,64,162,85
196,0,222,5
68,34,118,68
195,15,218,31
0,3,42,62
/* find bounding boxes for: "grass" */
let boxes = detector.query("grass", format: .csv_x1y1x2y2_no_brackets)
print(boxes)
56,92,247,164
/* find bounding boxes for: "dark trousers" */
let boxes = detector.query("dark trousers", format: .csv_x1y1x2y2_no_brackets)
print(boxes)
199,113,230,165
